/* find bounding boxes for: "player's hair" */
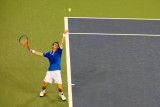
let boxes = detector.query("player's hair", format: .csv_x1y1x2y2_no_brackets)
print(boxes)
52,42,59,47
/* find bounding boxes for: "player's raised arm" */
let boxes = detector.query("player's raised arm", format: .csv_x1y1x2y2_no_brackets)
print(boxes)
30,49,43,56
60,29,69,49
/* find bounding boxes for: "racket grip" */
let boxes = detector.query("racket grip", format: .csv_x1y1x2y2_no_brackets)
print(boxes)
28,48,30,50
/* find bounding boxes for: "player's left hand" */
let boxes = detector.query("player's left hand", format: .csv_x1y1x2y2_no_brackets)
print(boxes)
64,29,69,34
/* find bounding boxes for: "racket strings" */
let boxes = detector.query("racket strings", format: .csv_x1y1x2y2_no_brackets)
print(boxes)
19,35,28,44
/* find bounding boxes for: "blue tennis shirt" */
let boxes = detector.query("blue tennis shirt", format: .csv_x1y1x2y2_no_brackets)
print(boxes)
43,47,63,71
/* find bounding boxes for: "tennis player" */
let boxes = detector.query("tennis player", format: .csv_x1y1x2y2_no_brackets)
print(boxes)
30,29,69,101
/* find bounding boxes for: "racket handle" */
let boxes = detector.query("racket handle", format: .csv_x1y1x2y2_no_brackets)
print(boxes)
28,47,30,50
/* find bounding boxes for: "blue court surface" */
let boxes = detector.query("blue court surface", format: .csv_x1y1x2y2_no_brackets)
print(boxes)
65,18,160,107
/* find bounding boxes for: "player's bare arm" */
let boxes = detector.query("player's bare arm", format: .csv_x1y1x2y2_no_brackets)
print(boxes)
30,49,43,56
60,29,69,49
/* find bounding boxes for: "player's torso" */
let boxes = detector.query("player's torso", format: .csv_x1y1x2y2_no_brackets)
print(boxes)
48,51,61,64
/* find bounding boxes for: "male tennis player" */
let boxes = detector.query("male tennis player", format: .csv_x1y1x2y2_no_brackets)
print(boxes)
30,29,69,101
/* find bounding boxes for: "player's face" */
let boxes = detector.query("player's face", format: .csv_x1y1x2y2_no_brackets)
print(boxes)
53,43,59,49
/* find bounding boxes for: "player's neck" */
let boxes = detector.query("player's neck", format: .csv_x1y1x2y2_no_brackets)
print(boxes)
53,48,57,52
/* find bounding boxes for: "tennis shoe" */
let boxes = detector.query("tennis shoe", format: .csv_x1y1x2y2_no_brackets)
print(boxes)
59,93,66,101
40,90,46,97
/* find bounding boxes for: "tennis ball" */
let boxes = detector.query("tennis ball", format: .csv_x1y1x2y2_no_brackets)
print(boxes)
68,8,71,12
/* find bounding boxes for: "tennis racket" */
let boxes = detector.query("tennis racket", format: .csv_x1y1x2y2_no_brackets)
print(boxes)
19,35,30,50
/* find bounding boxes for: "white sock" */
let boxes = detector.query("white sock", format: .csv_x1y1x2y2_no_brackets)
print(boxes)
42,89,46,92
60,92,64,95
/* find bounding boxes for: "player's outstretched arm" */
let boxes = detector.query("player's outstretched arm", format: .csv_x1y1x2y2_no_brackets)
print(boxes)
60,29,69,49
30,49,43,56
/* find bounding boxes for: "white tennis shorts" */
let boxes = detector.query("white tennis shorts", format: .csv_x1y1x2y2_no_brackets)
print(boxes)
44,70,62,84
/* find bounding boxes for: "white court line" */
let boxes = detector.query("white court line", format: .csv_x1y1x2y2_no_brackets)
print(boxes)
67,17,160,20
65,17,73,107
69,33,160,36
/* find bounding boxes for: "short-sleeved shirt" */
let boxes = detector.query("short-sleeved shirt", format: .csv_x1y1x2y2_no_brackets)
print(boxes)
43,47,63,71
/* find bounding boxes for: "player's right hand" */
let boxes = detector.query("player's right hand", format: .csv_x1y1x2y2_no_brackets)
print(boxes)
29,49,32,52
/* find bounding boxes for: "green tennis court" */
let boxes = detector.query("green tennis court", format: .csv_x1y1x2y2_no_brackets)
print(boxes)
0,0,160,107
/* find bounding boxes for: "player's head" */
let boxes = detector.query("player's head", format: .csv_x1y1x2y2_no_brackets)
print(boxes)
52,42,59,49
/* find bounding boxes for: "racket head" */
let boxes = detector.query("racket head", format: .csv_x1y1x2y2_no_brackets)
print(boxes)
19,35,30,49
19,35,28,45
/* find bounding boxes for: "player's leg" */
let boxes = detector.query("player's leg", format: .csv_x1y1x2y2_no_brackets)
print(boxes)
57,83,63,92
57,84,66,101
53,70,66,101
40,71,53,97
42,81,49,90
40,82,48,97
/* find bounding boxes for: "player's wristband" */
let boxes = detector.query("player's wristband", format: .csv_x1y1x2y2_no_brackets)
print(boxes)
32,50,35,53
63,33,66,37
